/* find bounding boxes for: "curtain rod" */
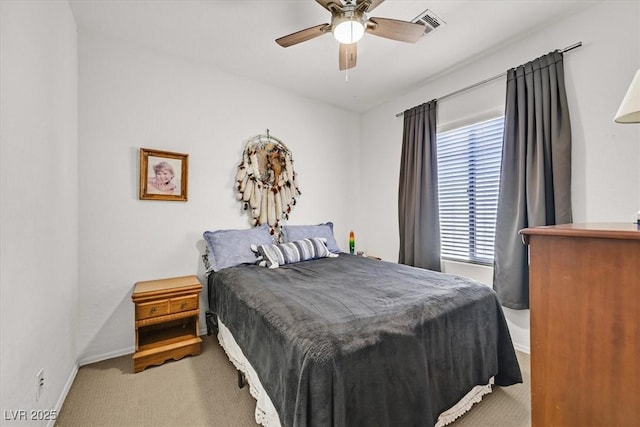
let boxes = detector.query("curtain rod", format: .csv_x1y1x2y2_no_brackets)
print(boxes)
395,41,582,117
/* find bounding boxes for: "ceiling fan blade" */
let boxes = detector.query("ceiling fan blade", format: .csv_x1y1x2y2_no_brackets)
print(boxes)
275,24,331,47
316,0,342,13
366,17,425,43
339,43,357,70
357,0,385,12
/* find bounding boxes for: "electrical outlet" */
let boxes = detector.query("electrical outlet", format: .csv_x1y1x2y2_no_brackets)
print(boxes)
36,369,44,401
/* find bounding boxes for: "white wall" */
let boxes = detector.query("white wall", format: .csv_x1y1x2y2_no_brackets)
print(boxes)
3,3,638,415
359,1,640,352
0,1,78,424
77,32,361,363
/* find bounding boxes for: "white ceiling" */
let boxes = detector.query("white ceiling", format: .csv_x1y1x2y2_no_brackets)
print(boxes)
68,0,596,113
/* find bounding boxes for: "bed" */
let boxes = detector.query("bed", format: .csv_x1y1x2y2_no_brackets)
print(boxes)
203,224,522,427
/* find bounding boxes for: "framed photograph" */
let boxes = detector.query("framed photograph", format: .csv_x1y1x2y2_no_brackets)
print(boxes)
139,148,188,201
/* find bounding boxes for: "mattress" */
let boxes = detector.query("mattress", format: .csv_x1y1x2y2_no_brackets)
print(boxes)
208,254,521,426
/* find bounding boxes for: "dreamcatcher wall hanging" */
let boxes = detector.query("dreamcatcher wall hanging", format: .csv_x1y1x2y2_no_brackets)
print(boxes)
235,131,301,237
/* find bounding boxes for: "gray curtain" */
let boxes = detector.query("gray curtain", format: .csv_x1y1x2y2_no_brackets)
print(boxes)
493,51,572,309
398,100,441,271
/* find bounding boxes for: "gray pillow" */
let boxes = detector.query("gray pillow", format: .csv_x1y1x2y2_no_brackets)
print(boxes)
203,225,274,272
281,222,340,253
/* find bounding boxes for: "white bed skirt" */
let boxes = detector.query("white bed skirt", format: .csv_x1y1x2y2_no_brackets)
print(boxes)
217,318,493,427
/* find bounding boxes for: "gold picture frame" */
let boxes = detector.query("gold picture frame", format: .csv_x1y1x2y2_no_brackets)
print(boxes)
139,148,188,201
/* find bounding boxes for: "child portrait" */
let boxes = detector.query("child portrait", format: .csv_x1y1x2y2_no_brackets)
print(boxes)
139,148,188,201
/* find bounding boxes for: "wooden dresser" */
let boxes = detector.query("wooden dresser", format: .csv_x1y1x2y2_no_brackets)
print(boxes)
132,275,202,373
521,223,639,427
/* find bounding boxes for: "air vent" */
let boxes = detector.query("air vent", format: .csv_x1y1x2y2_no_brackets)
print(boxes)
412,9,446,37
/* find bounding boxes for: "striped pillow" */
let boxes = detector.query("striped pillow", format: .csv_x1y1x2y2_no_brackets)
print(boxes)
251,238,338,269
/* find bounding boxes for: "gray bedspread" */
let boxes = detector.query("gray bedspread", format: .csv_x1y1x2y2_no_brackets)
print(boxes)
208,254,522,427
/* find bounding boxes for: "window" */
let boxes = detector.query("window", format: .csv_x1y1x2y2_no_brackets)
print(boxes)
437,116,504,264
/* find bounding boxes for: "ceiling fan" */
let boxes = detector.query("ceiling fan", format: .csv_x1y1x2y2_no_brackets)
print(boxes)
275,0,426,70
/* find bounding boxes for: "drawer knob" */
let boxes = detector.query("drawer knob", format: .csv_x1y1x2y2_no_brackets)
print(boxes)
181,302,187,309
150,307,156,314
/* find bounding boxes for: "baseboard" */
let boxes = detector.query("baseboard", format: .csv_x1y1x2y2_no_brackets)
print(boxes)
78,328,209,366
48,362,78,427
78,346,134,367
513,342,530,354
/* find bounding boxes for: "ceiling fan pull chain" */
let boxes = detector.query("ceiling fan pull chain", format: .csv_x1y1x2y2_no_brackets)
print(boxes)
345,56,349,84
345,41,350,84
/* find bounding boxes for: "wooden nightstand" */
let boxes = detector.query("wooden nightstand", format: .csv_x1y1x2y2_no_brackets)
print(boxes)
132,275,202,373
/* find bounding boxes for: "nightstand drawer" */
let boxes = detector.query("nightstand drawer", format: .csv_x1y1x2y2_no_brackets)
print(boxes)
170,295,198,313
136,300,169,320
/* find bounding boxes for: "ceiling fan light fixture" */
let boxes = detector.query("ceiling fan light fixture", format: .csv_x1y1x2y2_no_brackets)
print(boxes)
276,0,427,70
332,10,366,44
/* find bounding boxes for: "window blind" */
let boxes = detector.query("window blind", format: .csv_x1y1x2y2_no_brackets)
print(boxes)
437,116,504,264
